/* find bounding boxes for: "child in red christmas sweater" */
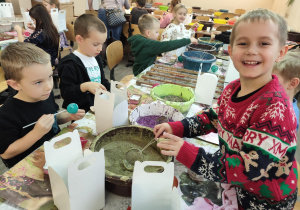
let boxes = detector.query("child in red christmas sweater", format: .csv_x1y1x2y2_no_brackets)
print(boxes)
154,9,297,209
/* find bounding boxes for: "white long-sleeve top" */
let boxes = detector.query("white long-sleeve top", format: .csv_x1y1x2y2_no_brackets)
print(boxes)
161,23,195,57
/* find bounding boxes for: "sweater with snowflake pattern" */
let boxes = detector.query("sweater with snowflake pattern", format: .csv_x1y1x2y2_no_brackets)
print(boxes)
169,75,298,208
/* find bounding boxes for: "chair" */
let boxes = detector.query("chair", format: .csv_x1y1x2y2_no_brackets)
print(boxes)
53,37,62,99
154,10,165,16
234,9,246,15
157,28,165,41
0,66,8,94
196,16,210,21
106,41,123,81
216,25,233,32
219,13,235,19
123,22,141,67
85,9,98,17
65,23,76,48
120,74,134,85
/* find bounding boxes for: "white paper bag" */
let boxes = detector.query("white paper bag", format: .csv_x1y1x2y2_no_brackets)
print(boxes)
132,161,180,210
44,130,105,210
94,80,128,133
0,3,14,19
194,73,218,105
51,8,67,32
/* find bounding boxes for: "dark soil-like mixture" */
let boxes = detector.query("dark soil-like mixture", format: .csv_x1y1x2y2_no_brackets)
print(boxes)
160,95,186,102
103,140,165,177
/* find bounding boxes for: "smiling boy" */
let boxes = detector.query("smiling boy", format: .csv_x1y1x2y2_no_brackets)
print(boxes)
154,9,297,209
58,14,110,112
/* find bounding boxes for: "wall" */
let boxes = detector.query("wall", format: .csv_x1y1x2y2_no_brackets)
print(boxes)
157,0,274,13
272,0,300,32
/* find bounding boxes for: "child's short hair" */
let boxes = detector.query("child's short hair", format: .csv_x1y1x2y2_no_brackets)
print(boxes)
74,14,107,38
43,0,60,10
0,43,50,82
172,3,187,14
230,9,287,47
273,50,300,93
138,14,159,34
137,0,146,7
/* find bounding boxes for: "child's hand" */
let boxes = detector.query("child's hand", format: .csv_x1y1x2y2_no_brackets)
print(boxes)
69,109,85,121
27,22,35,30
33,114,54,138
210,34,216,41
14,25,22,32
81,82,107,94
157,132,184,157
153,122,173,139
190,37,198,44
191,23,199,30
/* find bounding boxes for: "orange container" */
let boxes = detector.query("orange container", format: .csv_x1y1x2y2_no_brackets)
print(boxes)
228,20,236,25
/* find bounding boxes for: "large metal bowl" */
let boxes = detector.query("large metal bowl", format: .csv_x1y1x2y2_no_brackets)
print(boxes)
90,125,172,197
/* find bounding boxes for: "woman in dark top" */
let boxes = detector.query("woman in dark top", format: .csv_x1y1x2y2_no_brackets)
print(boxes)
14,4,59,66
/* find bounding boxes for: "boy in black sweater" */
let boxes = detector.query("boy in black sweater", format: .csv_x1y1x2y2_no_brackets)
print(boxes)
0,43,85,168
58,14,110,112
131,0,148,24
128,14,198,76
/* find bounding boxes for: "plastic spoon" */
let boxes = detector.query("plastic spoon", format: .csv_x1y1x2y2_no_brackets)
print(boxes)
22,103,79,129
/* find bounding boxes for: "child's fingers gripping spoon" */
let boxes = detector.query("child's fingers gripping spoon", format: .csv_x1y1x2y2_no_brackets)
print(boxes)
22,103,79,129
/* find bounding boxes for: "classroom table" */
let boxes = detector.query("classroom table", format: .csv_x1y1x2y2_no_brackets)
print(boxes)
0,69,220,209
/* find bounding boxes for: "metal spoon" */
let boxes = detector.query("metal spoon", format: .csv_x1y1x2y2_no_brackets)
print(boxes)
123,138,157,171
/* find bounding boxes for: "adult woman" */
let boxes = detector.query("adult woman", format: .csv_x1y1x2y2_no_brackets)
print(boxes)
88,0,129,65
97,0,130,41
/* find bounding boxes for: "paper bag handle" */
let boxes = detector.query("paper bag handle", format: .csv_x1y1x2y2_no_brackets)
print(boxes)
44,129,80,149
136,161,174,175
73,149,104,172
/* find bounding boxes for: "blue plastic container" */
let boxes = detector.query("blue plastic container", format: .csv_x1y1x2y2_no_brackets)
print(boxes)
182,51,216,72
220,9,229,12
198,37,224,51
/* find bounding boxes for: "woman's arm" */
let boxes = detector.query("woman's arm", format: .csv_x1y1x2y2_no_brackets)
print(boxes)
123,0,130,9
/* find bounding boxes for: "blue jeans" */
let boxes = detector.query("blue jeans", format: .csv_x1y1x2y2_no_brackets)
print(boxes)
98,9,123,40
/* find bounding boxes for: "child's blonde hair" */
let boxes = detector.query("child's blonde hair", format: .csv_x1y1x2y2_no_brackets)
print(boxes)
138,14,159,35
1,43,50,82
230,9,287,47
171,3,187,23
273,50,300,94
74,14,107,38
43,0,60,10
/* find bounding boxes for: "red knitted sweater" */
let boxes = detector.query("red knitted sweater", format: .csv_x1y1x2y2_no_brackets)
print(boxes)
169,75,298,208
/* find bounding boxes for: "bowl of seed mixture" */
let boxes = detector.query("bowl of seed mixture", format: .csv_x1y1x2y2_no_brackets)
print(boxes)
90,125,172,197
151,84,195,113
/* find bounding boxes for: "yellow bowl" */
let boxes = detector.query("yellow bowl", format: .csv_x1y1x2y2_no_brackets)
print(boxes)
188,23,204,31
214,12,223,16
214,19,227,24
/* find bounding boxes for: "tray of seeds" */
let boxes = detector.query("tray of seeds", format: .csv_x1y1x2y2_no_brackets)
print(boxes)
137,64,225,99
